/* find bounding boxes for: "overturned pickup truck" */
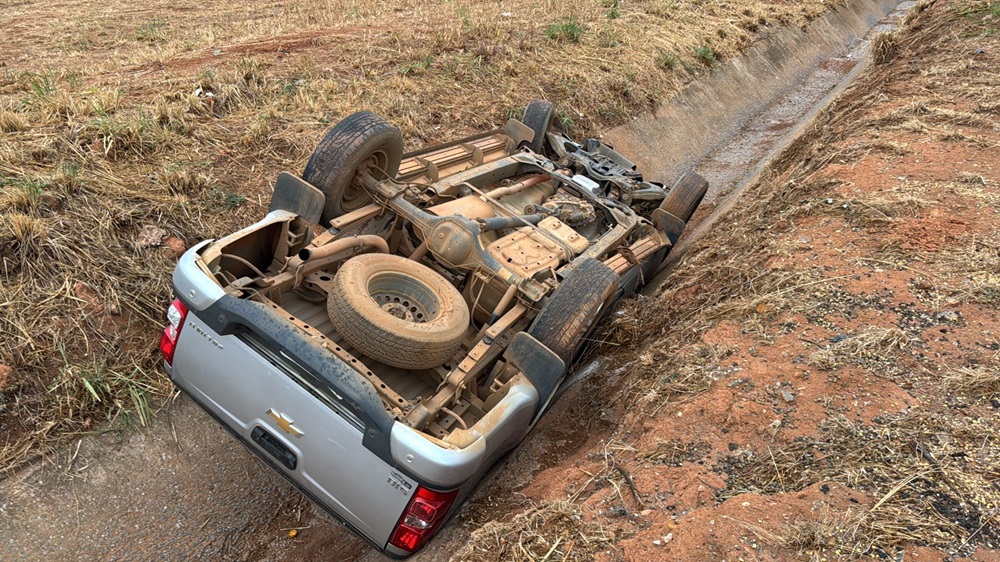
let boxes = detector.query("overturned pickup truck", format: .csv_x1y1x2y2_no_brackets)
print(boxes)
161,101,706,556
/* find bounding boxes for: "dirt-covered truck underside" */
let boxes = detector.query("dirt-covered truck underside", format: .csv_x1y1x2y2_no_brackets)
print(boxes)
184,103,707,447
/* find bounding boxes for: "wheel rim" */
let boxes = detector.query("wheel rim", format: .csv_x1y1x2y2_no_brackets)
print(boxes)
343,150,388,212
367,271,441,324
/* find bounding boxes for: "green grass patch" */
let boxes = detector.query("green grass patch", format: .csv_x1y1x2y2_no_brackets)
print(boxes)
656,51,681,71
546,17,584,42
693,44,719,68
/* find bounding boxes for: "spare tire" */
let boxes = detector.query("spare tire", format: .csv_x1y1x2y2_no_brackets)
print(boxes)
327,254,470,369
303,112,403,223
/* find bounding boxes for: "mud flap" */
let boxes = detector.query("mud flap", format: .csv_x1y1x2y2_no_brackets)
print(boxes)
652,208,686,245
503,119,535,151
269,172,326,225
503,332,565,420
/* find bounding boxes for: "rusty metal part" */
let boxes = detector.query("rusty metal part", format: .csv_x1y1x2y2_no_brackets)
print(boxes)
478,214,546,232
465,270,509,325
404,303,528,429
482,174,548,199
328,203,383,230
359,171,554,303
409,241,429,261
557,224,630,279
425,217,480,269
397,132,509,184
298,234,388,261
488,227,567,279
537,217,589,255
495,181,557,215
426,195,495,221
490,283,519,324
537,192,596,227
602,233,669,275
258,235,389,295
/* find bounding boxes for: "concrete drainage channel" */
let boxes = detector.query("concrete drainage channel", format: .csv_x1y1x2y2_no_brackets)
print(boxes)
602,0,913,280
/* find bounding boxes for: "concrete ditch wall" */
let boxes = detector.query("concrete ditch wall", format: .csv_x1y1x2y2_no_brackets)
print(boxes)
603,0,899,184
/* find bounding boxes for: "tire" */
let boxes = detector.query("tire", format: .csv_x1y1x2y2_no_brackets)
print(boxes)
659,171,709,223
521,100,555,154
327,254,470,370
529,259,619,365
303,112,403,223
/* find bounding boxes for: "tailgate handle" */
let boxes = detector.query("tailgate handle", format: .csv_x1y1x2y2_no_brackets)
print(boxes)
251,426,297,471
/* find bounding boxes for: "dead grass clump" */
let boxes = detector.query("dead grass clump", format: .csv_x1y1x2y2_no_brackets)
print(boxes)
48,358,160,430
79,114,169,160
638,439,708,466
807,327,911,371
722,411,1000,553
753,502,966,560
0,109,29,133
872,103,996,131
930,234,1000,307
836,139,913,160
871,31,898,65
792,191,931,227
942,364,1000,398
0,176,48,212
154,101,194,135
0,158,216,472
155,166,212,196
455,501,619,562
0,213,47,262
957,171,988,186
746,509,863,558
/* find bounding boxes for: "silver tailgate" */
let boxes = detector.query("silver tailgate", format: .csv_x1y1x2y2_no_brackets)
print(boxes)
169,313,415,546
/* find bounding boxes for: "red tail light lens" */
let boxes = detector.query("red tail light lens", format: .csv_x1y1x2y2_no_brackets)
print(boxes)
389,486,458,552
159,299,189,365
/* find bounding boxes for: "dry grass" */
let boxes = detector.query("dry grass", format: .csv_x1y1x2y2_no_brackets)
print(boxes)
942,364,1000,397
725,412,1000,553
807,327,912,371
454,500,620,562
931,234,1000,308
871,31,898,64
594,0,1000,556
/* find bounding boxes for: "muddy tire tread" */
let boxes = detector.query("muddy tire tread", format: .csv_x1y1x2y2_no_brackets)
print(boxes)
529,259,619,364
521,100,555,154
660,171,708,223
303,112,403,223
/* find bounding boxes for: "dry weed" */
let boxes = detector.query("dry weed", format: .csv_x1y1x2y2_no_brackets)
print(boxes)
0,109,29,133
807,327,912,371
455,501,620,562
942,364,1000,397
871,31,898,65
723,411,1000,553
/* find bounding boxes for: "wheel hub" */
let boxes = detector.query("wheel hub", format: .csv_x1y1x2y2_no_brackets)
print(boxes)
372,291,431,324
380,301,414,321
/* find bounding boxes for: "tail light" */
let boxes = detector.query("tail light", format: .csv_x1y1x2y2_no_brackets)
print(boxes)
388,486,458,552
159,299,189,365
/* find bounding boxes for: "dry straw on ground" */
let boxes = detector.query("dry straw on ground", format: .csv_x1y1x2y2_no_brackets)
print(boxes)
596,0,1000,556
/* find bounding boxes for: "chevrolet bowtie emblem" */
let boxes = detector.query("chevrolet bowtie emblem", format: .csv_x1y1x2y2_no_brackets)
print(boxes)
266,408,304,438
